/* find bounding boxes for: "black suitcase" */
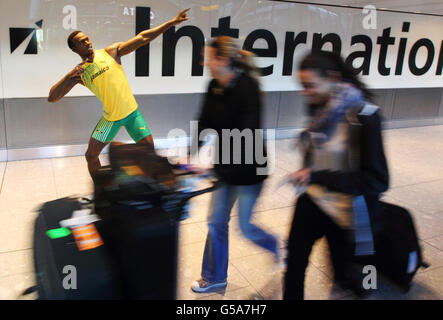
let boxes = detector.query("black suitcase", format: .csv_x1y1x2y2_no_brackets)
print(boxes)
91,165,217,298
32,191,186,300
32,190,209,299
93,195,181,299
31,166,216,299
30,142,217,299
371,201,429,291
33,197,121,299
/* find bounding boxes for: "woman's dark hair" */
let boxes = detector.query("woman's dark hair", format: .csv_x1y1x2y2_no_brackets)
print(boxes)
300,51,373,101
67,30,82,51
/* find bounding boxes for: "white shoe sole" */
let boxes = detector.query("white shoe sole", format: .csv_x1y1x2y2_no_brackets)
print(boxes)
191,281,227,293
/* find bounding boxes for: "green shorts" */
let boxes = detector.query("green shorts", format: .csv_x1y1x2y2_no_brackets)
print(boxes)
91,109,151,143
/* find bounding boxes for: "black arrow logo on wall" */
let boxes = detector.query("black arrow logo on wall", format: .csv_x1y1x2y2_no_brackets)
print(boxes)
10,19,43,54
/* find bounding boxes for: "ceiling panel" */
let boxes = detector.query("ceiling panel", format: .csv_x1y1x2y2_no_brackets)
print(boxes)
272,0,443,15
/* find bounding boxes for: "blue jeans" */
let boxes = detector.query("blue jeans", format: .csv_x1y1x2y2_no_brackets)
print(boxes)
201,181,278,283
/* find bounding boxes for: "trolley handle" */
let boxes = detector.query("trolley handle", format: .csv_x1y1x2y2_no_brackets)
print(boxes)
182,180,220,201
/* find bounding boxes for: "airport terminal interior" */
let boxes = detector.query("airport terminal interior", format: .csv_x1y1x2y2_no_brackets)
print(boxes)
1,125,443,300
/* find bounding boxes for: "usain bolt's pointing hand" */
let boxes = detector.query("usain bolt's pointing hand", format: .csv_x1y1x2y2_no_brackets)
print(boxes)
172,8,190,26
109,8,191,59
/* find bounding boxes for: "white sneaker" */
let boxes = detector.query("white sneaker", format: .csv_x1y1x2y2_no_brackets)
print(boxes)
191,278,227,293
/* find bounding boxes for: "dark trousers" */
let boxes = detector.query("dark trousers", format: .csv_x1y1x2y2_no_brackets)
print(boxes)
283,193,355,300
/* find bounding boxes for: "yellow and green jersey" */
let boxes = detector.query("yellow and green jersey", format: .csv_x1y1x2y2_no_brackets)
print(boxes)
81,49,137,121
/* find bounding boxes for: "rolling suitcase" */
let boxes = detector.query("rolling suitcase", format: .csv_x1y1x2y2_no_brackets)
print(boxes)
92,143,218,299
33,197,120,299
94,195,181,299
30,143,217,299
371,201,429,291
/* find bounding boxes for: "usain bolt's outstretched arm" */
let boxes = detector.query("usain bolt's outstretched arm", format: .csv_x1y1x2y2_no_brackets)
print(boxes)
105,8,190,61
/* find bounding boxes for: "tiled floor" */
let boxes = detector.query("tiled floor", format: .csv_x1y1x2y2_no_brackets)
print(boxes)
1,125,443,300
